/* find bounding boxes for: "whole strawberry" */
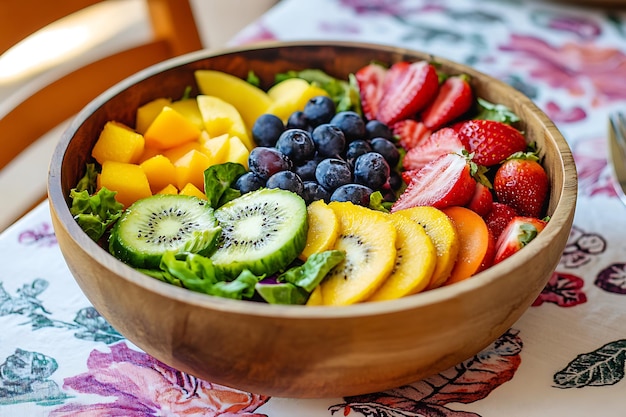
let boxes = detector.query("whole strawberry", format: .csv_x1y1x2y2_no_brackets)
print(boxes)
494,152,549,218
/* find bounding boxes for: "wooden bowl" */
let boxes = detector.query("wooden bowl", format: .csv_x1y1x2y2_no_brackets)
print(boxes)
48,41,577,398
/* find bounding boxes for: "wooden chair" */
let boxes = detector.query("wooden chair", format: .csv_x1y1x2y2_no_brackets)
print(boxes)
0,0,204,231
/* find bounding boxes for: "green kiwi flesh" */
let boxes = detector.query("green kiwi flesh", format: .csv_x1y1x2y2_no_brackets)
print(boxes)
109,194,221,269
210,188,308,278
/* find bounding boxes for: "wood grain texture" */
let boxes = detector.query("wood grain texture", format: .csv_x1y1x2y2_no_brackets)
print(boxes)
48,41,577,398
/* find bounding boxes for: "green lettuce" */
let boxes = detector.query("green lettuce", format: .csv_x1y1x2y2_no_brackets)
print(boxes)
203,162,247,208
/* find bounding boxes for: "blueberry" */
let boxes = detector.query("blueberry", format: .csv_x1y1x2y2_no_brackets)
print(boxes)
286,110,310,131
353,152,390,190
311,123,346,158
252,114,285,147
293,158,319,182
330,111,366,142
275,128,316,163
303,181,331,205
370,137,400,167
303,96,336,127
365,120,394,141
389,171,403,191
344,139,372,167
330,184,373,207
248,147,292,180
266,170,304,195
315,158,352,191
235,172,266,194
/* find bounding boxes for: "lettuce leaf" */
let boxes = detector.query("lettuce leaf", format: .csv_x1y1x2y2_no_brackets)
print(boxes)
475,98,520,124
203,162,247,208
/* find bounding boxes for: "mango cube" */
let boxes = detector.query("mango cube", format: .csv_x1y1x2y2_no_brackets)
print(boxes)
99,161,152,207
226,136,250,168
197,95,254,150
170,98,204,131
179,183,207,200
144,106,201,149
174,149,212,191
136,97,171,134
91,121,145,165
199,132,230,164
162,141,204,163
156,184,179,195
140,154,177,193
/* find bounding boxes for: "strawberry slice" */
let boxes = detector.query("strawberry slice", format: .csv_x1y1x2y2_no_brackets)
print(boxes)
494,216,547,264
391,152,477,212
466,182,493,217
421,75,474,130
494,151,549,218
485,202,518,241
355,63,387,121
392,119,431,151
453,119,527,166
402,127,465,172
377,61,439,126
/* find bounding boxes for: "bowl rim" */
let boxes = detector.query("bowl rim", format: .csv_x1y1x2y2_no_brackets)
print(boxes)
48,40,578,319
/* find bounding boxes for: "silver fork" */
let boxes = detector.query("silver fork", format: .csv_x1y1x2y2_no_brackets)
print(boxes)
608,112,626,206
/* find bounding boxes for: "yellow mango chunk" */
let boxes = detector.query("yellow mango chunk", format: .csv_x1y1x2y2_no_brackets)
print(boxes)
267,78,329,121
299,200,340,260
144,106,201,149
226,136,250,168
99,161,152,207
179,183,207,200
195,69,272,129
197,95,254,150
162,141,204,163
199,132,230,164
174,149,212,191
306,286,324,306
136,97,171,134
140,154,177,193
170,98,204,131
156,184,178,195
91,121,145,165
138,146,162,163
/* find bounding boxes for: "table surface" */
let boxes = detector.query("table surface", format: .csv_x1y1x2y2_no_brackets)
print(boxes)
2,0,626,415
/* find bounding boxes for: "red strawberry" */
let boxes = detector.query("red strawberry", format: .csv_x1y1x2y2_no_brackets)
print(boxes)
355,63,387,121
476,230,496,273
485,202,518,241
421,75,474,130
402,127,465,172
391,152,476,212
401,168,420,184
453,119,527,166
466,182,493,217
392,119,431,150
377,61,439,126
494,152,549,218
494,216,547,264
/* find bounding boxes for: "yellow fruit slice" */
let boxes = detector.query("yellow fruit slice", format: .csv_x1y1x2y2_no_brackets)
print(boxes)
169,97,205,131
266,78,330,121
199,132,230,164
319,202,396,306
156,184,178,195
195,69,272,130
179,183,207,200
173,149,212,191
306,285,324,306
136,97,171,134
98,161,152,208
196,95,254,150
299,200,340,261
395,206,459,290
226,136,250,168
368,212,437,301
144,106,202,149
140,154,177,194
91,121,145,165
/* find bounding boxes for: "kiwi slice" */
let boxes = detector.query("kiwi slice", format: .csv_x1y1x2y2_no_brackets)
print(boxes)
210,188,308,278
109,194,221,269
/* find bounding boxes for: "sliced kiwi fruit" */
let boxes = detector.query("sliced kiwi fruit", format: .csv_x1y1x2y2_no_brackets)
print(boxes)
210,188,308,278
109,194,221,269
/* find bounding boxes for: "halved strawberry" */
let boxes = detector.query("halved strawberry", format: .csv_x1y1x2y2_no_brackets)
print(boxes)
421,75,474,130
392,119,431,151
391,152,476,212
466,182,493,217
377,61,439,126
494,216,547,264
494,151,549,218
485,202,518,241
355,63,387,121
453,119,527,166
402,127,465,172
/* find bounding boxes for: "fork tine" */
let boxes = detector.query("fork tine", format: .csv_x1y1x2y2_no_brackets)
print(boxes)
610,112,626,158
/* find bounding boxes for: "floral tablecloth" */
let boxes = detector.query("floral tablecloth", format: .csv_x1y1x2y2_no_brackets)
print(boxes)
2,0,626,415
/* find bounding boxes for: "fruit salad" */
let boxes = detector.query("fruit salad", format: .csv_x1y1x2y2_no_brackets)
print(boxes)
69,60,550,306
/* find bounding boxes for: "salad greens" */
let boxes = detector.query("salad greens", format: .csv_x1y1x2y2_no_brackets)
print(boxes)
202,162,247,208
475,98,520,124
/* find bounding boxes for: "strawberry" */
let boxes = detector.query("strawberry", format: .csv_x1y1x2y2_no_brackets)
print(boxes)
377,61,439,126
466,182,493,217
485,202,518,241
494,151,549,218
354,63,387,121
494,216,547,264
402,127,465,172
453,119,527,166
391,152,477,212
420,75,474,130
392,119,431,150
